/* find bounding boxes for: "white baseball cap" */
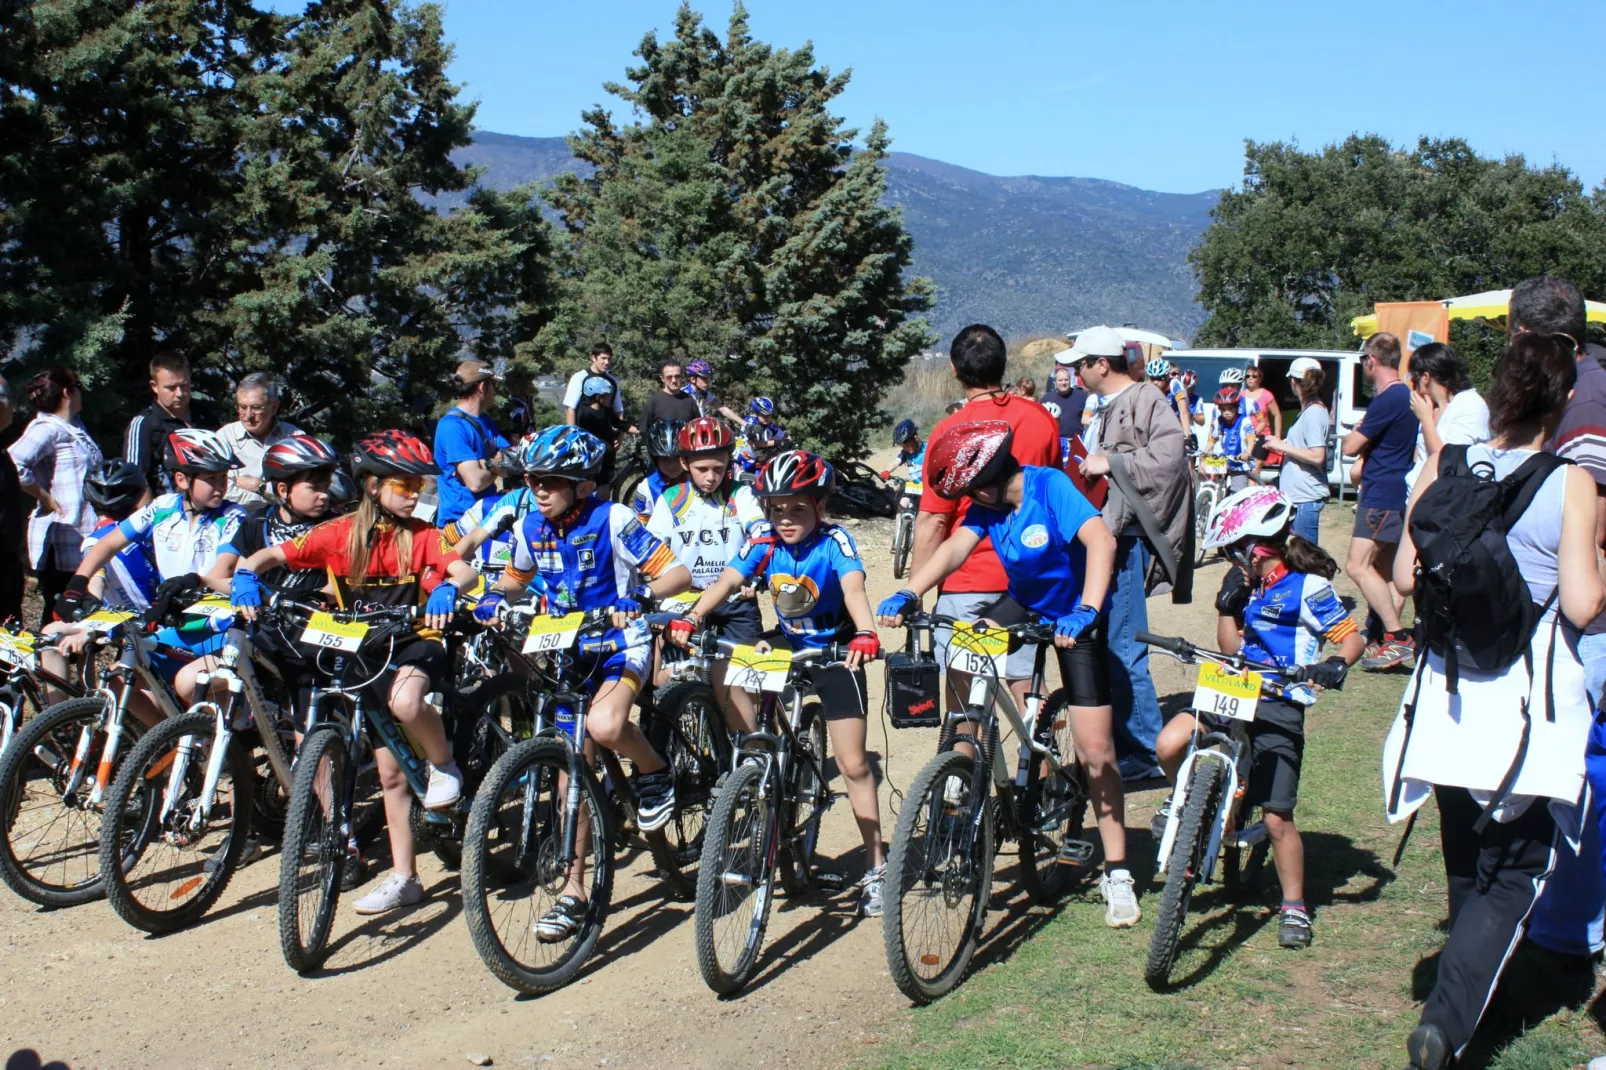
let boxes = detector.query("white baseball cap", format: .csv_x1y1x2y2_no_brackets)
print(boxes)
1067,325,1126,362
1287,356,1323,379
1054,348,1079,366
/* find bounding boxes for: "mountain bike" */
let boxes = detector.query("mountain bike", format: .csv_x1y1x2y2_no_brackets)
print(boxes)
0,606,192,909
881,613,1096,1004
611,434,649,511
0,626,80,755
889,473,920,580
95,594,312,933
461,603,681,994
831,460,898,518
690,634,851,995
1136,630,1315,988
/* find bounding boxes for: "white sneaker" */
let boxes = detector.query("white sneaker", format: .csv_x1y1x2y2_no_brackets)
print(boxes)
353,871,424,915
424,762,463,810
1100,869,1141,928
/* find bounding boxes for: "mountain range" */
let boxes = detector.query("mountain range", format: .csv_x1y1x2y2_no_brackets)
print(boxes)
454,131,1219,344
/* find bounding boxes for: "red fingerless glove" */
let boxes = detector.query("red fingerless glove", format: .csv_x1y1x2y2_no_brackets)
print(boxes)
878,470,891,481
668,616,697,644
848,631,880,659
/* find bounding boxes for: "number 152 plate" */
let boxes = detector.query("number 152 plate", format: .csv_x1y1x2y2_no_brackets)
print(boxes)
1192,663,1260,721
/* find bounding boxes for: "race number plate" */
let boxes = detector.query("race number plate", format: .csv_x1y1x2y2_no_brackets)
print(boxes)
1201,455,1228,475
80,609,136,634
0,630,38,670
521,612,585,654
660,591,701,610
1193,663,1260,721
183,595,234,621
300,612,369,652
947,621,1008,677
726,645,792,693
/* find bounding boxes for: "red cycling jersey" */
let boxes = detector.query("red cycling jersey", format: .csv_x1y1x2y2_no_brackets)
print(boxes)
280,515,460,608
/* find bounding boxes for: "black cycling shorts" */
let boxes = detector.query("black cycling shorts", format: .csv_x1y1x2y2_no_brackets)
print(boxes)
758,627,868,721
1243,700,1305,814
706,599,763,645
360,636,448,710
977,594,1112,708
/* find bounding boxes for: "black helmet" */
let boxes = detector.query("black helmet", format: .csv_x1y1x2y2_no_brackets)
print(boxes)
647,419,684,459
84,459,147,519
892,418,918,446
327,470,360,514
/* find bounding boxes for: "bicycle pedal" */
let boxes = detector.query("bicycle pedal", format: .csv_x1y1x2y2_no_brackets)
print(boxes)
422,810,452,826
1055,840,1095,865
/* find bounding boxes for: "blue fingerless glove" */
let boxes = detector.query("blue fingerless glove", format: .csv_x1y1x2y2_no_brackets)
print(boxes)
877,589,922,620
1054,603,1099,640
231,568,263,610
426,582,458,617
614,584,652,615
473,592,505,623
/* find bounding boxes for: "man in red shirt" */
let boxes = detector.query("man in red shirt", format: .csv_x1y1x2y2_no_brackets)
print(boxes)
912,323,1060,712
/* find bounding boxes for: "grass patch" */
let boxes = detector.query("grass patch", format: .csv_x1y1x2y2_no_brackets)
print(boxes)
866,505,1606,1070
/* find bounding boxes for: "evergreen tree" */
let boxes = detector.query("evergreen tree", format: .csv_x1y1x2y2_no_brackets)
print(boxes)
544,3,934,459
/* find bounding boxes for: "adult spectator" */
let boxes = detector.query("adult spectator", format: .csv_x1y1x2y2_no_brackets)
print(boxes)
1263,357,1331,546
1072,326,1190,780
1011,375,1036,399
682,360,744,425
1404,343,1488,493
640,360,699,430
1038,359,1088,456
911,324,1060,723
1341,332,1419,671
220,373,303,506
1385,331,1600,1070
0,376,24,622
10,368,102,628
1242,364,1283,439
563,343,626,427
124,350,203,498
434,359,510,527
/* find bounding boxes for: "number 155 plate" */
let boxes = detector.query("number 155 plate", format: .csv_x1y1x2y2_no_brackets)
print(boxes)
1192,663,1260,722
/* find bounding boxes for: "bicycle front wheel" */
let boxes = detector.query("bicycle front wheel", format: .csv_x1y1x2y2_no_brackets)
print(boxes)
278,727,349,973
99,711,254,933
462,737,613,995
1019,690,1097,903
657,681,732,868
694,760,776,994
1145,755,1227,988
883,749,994,1004
1193,484,1218,566
891,513,913,580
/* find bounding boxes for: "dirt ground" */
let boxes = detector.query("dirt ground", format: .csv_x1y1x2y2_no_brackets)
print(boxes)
0,468,1225,1070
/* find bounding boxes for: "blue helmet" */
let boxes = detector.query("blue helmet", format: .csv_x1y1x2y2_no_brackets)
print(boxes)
519,425,606,481
892,418,918,446
581,374,615,400
750,396,775,417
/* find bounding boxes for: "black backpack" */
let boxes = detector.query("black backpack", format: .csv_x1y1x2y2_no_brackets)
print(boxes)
1407,444,1569,693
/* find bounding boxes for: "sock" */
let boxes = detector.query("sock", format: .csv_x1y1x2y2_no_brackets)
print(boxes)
1390,629,1412,642
1105,864,1130,880
1281,899,1306,914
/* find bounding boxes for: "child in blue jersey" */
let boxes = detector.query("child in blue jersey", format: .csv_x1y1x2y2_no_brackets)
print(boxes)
880,418,925,490
632,419,688,521
1162,485,1363,950
670,449,886,916
445,481,535,580
875,420,1141,928
482,426,691,942
1208,387,1257,490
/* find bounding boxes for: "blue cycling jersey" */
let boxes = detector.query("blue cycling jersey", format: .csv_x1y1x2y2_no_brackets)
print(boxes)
1239,566,1358,670
83,520,159,612
729,521,864,648
445,487,535,575
961,466,1101,618
507,496,678,612
1212,411,1253,457
633,469,679,518
117,492,246,581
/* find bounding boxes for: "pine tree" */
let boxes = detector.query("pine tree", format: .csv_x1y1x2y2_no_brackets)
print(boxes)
544,3,934,459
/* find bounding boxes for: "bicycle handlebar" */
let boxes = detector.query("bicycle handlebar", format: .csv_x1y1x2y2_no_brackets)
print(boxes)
267,594,420,626
898,611,1057,646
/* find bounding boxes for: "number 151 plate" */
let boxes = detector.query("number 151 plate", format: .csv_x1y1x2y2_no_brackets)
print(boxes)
1192,663,1260,721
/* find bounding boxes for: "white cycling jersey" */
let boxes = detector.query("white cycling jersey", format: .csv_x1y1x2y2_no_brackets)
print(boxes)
116,492,246,580
645,482,764,589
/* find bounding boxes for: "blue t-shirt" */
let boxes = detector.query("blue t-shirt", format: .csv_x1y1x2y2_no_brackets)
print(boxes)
433,408,510,526
1355,381,1419,511
960,466,1100,618
730,522,864,648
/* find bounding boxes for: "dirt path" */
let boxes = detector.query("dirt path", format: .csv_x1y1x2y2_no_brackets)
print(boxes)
0,467,1231,1070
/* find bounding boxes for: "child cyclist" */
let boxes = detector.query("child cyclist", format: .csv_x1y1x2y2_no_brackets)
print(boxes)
669,449,887,916
1207,386,1257,491
229,430,480,916
633,419,688,520
875,420,1139,927
646,417,765,720
477,425,692,941
879,419,925,487
1163,485,1363,950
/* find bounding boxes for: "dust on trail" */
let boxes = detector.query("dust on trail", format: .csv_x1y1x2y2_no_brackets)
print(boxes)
0,470,1237,1070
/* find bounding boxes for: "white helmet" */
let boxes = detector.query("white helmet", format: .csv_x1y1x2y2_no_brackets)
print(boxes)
1218,367,1245,385
1203,486,1293,550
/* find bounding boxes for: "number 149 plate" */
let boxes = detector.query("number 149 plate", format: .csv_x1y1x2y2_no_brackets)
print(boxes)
1192,663,1260,721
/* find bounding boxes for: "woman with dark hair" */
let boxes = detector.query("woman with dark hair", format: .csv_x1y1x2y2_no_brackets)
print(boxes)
7,367,102,628
1386,334,1603,1069
1405,342,1488,491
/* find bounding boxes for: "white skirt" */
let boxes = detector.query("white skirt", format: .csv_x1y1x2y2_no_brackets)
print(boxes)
1382,618,1590,827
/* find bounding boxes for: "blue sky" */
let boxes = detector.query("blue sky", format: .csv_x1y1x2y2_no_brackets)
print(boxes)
277,0,1606,195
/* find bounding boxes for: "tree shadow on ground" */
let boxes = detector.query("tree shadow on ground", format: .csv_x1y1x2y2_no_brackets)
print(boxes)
1408,940,1598,1070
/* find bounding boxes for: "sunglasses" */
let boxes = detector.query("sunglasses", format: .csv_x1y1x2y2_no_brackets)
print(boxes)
382,477,426,497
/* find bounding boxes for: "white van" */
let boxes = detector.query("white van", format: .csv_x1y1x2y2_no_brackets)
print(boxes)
1162,347,1366,490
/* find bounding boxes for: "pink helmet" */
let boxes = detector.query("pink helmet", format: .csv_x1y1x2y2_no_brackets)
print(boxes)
1202,486,1293,550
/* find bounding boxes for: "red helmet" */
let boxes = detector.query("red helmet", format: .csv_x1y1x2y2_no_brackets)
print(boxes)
164,429,242,475
1214,387,1242,406
351,430,436,478
678,416,735,455
261,434,340,485
755,450,835,498
927,420,1015,501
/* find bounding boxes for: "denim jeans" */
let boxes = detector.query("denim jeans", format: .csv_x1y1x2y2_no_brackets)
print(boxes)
1528,632,1606,956
1291,499,1324,546
1106,535,1162,773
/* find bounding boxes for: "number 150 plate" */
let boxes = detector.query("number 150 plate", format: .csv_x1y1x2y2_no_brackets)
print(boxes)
1192,663,1260,721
